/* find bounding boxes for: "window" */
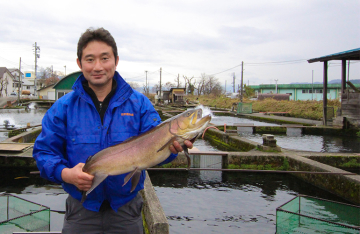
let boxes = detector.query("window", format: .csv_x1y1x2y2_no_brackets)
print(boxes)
302,90,309,93
286,93,292,96
315,89,323,93
58,91,70,99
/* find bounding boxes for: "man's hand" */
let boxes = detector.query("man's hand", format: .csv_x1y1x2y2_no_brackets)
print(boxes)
61,163,94,191
170,140,193,154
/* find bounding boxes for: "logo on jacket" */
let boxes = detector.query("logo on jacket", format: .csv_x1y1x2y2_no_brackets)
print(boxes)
121,113,134,116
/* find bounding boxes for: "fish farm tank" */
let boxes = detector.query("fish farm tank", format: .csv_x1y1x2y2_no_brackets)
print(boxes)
0,193,50,234
276,195,360,234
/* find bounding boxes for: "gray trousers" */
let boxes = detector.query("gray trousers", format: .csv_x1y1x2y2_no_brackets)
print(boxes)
62,194,144,234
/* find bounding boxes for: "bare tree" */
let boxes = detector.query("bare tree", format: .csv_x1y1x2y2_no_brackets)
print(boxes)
163,81,176,90
142,84,149,94
0,76,6,97
127,82,140,90
174,74,182,87
183,75,195,94
201,74,222,96
195,73,207,96
45,77,60,86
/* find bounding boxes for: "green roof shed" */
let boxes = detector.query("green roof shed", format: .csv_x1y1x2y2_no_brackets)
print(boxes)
53,71,82,99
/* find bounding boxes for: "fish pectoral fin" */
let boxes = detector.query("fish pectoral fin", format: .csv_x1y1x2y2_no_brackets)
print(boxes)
183,146,191,170
123,168,142,193
81,191,87,203
157,136,177,152
85,172,108,197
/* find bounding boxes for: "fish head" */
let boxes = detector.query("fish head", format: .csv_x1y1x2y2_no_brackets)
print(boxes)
170,108,211,140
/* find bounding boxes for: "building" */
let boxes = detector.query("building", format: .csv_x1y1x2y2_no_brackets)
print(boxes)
38,84,56,100
53,71,81,99
308,47,360,127
169,87,186,103
23,71,37,95
0,67,21,96
249,83,355,101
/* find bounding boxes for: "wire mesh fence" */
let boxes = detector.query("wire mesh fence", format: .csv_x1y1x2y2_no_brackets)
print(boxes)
0,193,50,234
237,103,252,114
276,194,360,234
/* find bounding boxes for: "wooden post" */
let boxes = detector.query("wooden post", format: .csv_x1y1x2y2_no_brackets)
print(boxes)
323,61,328,126
341,60,346,94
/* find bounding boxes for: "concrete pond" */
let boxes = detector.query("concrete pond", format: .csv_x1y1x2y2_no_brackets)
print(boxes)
0,106,359,233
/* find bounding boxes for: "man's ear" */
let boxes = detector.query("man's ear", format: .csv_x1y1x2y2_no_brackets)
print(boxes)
115,56,119,67
77,58,82,69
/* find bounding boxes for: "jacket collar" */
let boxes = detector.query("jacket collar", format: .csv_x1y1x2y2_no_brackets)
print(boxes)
72,71,133,107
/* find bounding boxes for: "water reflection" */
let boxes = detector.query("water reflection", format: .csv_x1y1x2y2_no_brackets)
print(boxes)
239,132,360,153
148,170,353,234
211,115,279,126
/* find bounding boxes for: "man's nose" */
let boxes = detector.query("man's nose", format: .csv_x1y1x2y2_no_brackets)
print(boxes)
93,60,103,71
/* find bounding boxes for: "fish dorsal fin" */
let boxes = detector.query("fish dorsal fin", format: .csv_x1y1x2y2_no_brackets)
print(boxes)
85,172,108,196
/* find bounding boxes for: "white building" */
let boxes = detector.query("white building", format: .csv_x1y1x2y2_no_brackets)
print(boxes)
0,67,21,96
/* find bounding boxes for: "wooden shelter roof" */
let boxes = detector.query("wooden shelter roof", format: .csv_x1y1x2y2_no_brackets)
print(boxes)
308,48,360,63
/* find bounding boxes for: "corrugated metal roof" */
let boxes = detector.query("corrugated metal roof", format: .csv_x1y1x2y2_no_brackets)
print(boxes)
308,48,360,63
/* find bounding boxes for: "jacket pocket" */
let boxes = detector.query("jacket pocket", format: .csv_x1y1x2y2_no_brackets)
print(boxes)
66,134,101,164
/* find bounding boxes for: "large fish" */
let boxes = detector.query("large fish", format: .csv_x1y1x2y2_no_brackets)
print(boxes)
82,108,211,201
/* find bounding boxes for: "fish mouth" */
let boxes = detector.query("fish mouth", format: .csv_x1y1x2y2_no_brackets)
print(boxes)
193,114,211,128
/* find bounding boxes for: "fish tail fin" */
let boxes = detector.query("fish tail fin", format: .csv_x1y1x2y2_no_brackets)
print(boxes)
123,167,142,192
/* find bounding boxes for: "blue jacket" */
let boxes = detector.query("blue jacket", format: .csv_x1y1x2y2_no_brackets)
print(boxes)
33,71,176,212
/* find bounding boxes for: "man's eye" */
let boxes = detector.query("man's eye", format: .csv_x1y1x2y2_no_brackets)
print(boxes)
102,57,109,60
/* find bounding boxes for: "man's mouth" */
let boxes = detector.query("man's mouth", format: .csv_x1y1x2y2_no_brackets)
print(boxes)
92,74,105,78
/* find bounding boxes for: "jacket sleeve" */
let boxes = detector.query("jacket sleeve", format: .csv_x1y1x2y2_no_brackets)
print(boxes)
33,102,69,184
138,95,177,165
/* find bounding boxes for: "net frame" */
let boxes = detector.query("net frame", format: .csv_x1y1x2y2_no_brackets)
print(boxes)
0,193,50,233
276,194,360,234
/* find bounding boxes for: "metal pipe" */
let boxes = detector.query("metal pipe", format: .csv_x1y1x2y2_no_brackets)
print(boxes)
146,167,357,175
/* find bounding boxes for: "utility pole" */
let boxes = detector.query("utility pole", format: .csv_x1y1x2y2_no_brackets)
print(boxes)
312,70,314,100
64,65,66,76
33,42,40,96
232,73,236,93
18,57,21,103
275,79,278,93
177,74,180,87
240,61,244,102
159,67,162,102
145,70,148,95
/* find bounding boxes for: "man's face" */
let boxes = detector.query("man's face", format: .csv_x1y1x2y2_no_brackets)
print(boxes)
77,40,119,89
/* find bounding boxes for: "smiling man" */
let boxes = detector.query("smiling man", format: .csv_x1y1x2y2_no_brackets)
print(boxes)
33,27,192,234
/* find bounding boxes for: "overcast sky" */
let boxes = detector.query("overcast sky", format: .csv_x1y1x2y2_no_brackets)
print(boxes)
0,0,359,92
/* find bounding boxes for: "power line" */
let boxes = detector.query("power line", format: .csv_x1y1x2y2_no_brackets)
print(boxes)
208,59,308,76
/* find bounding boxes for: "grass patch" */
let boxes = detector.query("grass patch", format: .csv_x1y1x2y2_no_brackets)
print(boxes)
187,94,341,121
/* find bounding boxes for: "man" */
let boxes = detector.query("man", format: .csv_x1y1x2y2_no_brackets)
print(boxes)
33,27,192,234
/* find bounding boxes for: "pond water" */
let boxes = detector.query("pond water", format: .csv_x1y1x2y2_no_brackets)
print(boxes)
0,167,354,233
0,107,47,142
1,107,358,153
210,115,279,126
238,132,360,153
148,170,355,234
